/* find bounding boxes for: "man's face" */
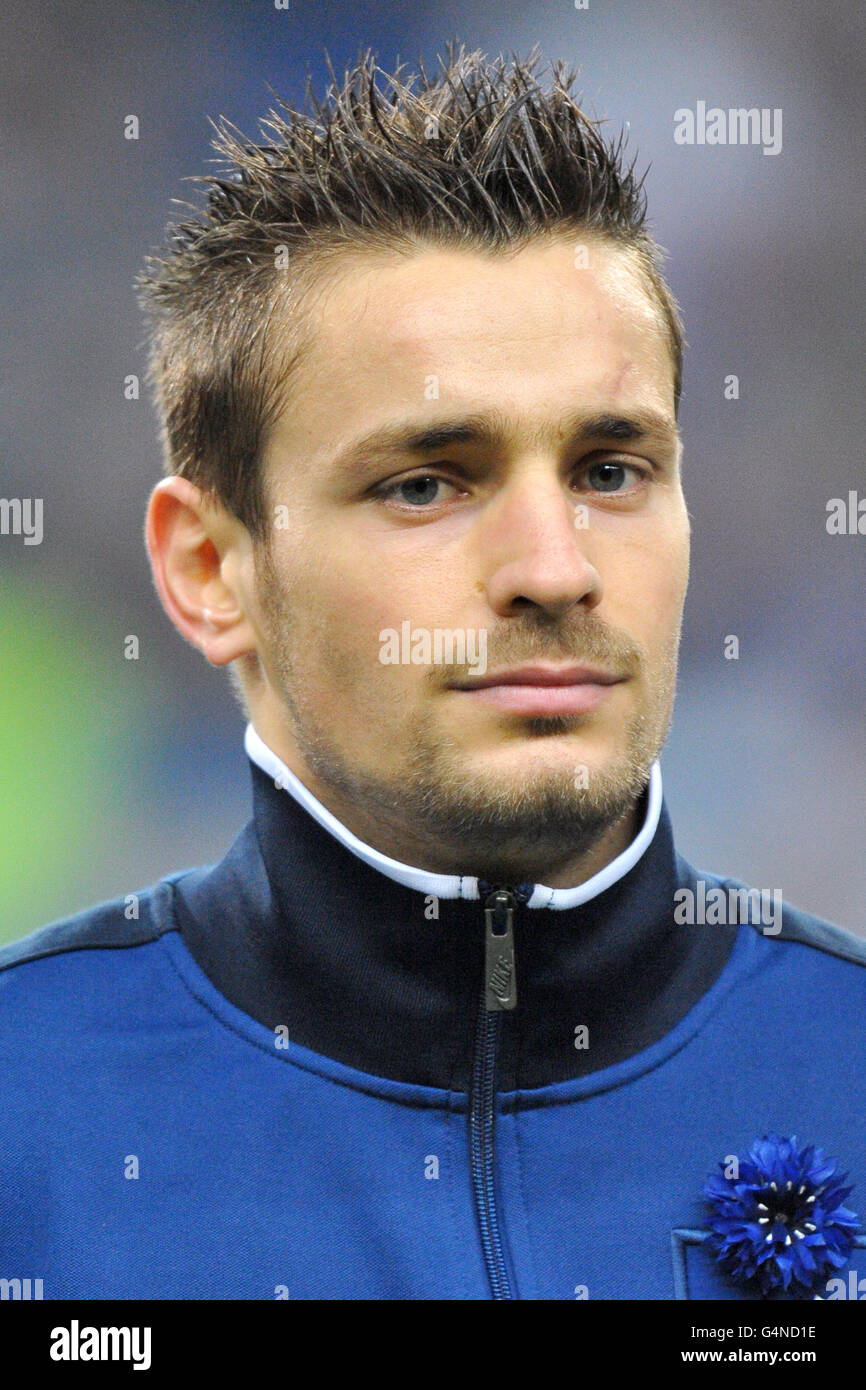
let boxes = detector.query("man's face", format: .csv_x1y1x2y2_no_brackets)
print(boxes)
244,233,689,879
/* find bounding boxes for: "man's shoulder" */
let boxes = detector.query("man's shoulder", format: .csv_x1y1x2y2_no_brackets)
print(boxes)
771,895,866,968
0,870,197,979
0,820,261,986
703,868,866,969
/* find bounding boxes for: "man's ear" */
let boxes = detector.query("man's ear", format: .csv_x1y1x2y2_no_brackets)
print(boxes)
145,476,258,667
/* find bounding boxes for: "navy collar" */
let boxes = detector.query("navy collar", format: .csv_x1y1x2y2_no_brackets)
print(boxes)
172,754,737,1091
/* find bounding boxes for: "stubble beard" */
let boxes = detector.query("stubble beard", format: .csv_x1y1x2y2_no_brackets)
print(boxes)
254,545,679,881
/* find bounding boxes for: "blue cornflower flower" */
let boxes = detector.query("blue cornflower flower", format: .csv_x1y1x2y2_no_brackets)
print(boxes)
703,1134,861,1297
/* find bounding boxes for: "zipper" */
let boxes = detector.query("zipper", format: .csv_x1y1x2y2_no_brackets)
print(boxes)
470,886,522,1300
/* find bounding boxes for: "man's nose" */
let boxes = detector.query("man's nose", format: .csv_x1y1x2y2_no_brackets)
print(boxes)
481,468,604,619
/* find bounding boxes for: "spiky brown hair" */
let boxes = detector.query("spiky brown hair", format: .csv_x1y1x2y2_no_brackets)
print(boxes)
137,44,684,541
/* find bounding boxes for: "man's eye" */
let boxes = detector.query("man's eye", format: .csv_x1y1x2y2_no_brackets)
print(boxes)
582,461,645,494
382,475,456,507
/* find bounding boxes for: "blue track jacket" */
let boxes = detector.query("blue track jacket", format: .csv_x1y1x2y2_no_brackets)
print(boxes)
1,750,865,1301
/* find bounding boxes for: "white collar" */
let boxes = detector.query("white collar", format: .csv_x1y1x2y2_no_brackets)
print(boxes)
244,721,663,911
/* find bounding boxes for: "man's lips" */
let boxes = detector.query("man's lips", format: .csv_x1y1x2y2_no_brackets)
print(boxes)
452,663,623,690
448,664,626,717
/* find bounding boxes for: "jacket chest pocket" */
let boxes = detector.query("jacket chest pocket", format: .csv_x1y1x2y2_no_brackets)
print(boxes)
671,1229,866,1300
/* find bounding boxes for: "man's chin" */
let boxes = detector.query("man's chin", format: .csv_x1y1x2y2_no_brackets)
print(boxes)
403,751,643,862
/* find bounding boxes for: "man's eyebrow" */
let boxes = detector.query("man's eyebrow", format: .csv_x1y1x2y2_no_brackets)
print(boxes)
329,409,678,476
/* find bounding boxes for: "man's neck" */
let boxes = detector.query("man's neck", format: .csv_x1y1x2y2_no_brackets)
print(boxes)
530,800,642,887
246,719,651,893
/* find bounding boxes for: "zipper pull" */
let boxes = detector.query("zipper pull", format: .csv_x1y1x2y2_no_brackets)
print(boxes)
484,889,517,1011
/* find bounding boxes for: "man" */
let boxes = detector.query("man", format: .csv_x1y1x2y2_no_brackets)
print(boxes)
1,48,864,1303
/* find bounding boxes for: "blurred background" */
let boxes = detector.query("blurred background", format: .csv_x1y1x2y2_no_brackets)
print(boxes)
1,0,863,943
